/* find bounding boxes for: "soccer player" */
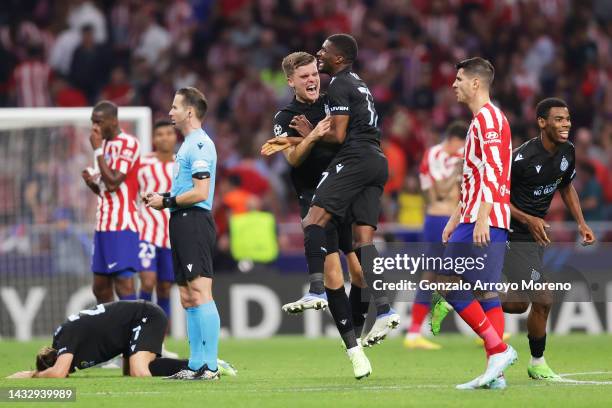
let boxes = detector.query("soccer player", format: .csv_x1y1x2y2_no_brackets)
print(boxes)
298,34,399,378
7,301,173,378
430,57,516,389
144,87,220,381
7,301,237,379
403,121,466,350
501,97,595,380
81,101,140,303
137,120,176,323
269,51,371,341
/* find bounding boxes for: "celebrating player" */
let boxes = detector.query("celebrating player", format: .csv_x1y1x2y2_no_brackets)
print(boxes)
144,87,220,381
81,101,140,303
403,121,466,350
6,301,236,379
291,34,400,379
269,51,373,344
501,97,595,380
429,57,516,389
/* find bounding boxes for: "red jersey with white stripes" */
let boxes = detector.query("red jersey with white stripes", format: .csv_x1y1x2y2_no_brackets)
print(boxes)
95,132,141,232
460,102,512,229
419,143,463,191
137,154,173,248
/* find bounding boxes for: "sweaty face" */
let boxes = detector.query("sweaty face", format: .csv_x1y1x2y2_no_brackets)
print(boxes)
169,94,189,129
153,125,177,154
541,107,571,144
452,68,475,104
90,110,116,140
316,40,336,75
288,62,320,103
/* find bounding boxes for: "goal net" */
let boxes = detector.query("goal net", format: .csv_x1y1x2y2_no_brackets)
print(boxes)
0,107,151,340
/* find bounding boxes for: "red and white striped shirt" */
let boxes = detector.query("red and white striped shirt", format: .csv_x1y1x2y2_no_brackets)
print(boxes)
137,154,173,248
419,143,463,191
12,60,51,107
460,102,512,229
95,132,141,232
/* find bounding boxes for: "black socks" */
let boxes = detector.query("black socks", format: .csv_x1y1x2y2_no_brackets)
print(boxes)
326,286,358,349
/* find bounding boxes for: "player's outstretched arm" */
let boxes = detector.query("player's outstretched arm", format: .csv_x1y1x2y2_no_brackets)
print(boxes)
260,136,302,156
33,354,73,378
510,203,550,246
559,184,596,245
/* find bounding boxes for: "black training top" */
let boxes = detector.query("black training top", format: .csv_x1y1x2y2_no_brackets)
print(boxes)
52,301,146,371
326,67,381,148
510,136,576,235
273,95,340,194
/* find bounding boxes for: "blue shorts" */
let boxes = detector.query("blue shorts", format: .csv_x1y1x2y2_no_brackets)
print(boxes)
422,215,450,260
138,241,175,283
92,230,140,278
439,223,508,285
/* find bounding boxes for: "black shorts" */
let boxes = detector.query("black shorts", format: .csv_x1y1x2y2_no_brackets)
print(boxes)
299,190,353,254
503,234,546,285
169,207,216,285
311,145,388,229
127,301,167,357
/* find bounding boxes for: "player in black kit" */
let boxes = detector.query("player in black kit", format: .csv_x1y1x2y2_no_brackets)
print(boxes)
269,52,371,342
501,98,595,380
301,34,398,378
7,301,236,379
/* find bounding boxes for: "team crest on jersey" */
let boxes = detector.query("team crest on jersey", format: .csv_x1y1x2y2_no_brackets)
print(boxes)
560,156,568,171
324,103,330,116
273,124,283,136
531,268,541,282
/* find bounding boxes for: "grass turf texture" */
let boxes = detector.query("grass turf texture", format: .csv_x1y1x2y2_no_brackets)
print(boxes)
1,334,611,407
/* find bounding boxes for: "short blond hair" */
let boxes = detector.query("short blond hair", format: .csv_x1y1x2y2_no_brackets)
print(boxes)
281,52,316,77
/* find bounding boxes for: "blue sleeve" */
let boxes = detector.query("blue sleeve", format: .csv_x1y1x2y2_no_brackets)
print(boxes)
188,141,213,176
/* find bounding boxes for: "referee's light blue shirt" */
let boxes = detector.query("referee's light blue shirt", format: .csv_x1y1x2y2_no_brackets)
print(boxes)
171,128,217,211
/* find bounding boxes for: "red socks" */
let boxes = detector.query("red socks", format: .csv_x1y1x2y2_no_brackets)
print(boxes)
458,301,507,355
408,303,430,334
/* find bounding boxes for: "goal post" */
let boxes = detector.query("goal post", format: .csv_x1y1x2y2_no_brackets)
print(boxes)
0,107,152,153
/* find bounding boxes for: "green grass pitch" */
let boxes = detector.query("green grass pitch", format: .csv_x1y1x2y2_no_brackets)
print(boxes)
1,334,611,407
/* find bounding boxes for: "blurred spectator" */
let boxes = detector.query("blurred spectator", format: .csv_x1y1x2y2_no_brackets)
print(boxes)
11,45,51,107
576,162,604,221
397,174,425,228
101,66,134,106
69,24,109,103
132,10,171,74
51,76,87,107
67,0,107,44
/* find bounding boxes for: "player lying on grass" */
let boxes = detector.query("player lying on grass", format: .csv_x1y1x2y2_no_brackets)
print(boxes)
500,97,595,381
6,301,236,379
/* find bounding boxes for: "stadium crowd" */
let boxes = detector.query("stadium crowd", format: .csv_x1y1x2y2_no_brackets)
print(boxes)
1,0,611,256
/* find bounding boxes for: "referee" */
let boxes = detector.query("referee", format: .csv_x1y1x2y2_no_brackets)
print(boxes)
145,87,219,381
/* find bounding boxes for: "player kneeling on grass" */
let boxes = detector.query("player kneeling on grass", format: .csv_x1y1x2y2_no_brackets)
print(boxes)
6,301,236,379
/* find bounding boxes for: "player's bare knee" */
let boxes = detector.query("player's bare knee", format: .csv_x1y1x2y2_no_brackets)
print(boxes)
502,301,529,314
302,206,330,228
139,274,157,292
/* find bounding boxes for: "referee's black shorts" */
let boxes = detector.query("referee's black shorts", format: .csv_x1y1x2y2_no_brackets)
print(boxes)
312,144,388,229
169,207,216,285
